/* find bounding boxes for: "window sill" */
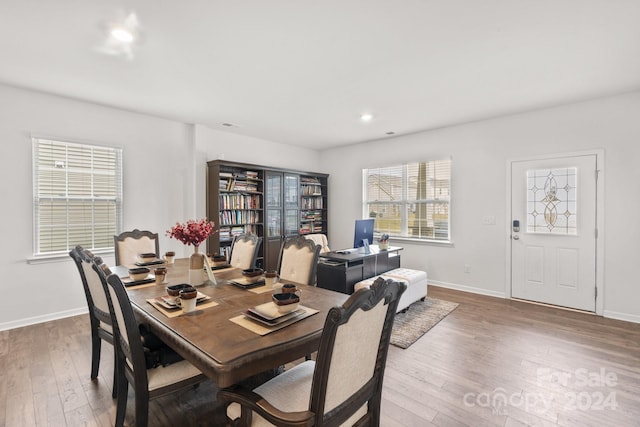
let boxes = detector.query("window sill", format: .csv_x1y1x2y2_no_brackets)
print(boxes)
28,249,114,265
388,237,454,248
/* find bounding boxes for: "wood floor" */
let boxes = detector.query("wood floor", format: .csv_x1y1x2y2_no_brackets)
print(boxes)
1,286,639,426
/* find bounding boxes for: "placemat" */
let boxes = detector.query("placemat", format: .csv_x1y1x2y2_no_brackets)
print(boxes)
127,281,159,290
146,298,219,318
248,284,275,294
229,305,319,336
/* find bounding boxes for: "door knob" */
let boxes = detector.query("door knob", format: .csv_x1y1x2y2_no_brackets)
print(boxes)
513,235,520,240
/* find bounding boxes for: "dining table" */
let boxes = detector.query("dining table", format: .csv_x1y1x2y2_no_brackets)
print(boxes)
113,258,348,388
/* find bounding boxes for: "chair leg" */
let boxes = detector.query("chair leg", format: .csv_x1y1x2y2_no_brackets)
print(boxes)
135,388,150,427
114,372,128,427
91,329,101,379
111,346,118,398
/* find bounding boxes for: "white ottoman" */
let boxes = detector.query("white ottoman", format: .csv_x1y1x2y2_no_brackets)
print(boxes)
354,268,428,313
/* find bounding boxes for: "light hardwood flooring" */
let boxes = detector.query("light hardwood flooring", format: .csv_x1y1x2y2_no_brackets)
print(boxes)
1,286,639,426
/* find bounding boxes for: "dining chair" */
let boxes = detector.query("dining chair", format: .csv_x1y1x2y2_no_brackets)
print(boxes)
277,235,321,286
113,229,160,266
304,233,331,254
218,277,406,426
229,233,263,270
69,245,118,398
96,262,206,427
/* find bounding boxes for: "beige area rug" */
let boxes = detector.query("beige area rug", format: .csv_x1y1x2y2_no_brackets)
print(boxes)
390,297,459,349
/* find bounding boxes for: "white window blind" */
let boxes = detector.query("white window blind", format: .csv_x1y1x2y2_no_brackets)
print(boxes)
363,159,451,241
33,137,123,256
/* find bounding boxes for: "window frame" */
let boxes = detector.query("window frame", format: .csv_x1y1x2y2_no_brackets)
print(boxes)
31,136,123,260
362,159,452,244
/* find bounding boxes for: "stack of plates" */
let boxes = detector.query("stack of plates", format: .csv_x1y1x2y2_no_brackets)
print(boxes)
244,302,305,326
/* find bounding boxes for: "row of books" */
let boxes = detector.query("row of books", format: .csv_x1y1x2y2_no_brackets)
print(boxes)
219,178,260,192
219,224,258,241
219,170,260,179
301,210,323,221
300,176,321,185
301,184,322,196
219,210,261,226
299,223,324,234
219,193,261,210
301,197,324,209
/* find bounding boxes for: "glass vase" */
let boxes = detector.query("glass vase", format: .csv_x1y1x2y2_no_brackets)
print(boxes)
189,245,205,286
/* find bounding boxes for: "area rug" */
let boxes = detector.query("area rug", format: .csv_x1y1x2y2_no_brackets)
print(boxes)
390,297,459,349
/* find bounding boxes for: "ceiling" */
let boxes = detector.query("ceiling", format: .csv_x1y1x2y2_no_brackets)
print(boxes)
1,0,639,149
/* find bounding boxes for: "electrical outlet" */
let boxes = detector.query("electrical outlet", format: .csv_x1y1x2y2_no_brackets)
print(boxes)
464,264,471,273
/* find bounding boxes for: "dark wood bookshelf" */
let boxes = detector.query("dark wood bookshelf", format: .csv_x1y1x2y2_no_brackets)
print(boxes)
207,160,328,270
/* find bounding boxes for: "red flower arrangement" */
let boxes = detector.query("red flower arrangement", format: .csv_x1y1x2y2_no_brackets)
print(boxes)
166,218,217,247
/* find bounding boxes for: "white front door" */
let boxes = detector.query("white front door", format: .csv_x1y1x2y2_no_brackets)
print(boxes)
510,154,597,311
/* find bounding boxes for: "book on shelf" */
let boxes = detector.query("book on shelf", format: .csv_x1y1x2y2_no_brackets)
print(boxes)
300,176,321,185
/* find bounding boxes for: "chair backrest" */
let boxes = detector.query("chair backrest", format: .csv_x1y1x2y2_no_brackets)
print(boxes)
229,233,262,270
304,233,330,254
96,261,149,387
114,229,160,266
69,245,112,329
277,235,321,286
310,277,405,426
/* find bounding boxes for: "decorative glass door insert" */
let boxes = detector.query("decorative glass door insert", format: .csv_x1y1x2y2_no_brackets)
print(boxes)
526,167,577,235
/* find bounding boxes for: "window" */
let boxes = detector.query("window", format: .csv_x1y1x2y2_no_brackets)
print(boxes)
363,159,451,242
33,137,123,256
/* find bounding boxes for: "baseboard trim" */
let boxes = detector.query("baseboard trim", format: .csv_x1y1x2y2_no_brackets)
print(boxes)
603,310,640,324
430,280,640,325
429,280,506,299
0,307,88,332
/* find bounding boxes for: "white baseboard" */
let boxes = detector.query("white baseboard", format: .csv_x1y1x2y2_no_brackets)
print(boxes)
0,307,88,332
428,280,506,299
429,280,640,325
603,310,640,324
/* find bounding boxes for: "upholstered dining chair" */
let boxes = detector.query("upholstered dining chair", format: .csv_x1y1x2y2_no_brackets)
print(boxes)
277,235,321,286
218,277,406,426
304,233,331,254
95,262,206,427
113,229,160,266
229,233,263,270
69,245,118,398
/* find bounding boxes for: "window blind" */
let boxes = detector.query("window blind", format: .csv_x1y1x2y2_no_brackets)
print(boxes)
33,137,123,255
363,159,451,241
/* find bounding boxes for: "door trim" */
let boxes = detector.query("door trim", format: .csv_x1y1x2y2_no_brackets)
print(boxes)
505,150,605,315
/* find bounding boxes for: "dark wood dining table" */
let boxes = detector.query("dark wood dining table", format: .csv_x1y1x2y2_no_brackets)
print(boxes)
114,258,348,388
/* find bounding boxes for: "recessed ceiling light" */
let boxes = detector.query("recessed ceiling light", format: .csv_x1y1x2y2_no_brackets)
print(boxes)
110,27,134,43
96,11,141,60
360,113,374,122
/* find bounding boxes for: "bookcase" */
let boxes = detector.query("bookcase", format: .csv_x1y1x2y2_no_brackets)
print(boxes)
206,160,328,270
299,175,327,235
206,161,264,265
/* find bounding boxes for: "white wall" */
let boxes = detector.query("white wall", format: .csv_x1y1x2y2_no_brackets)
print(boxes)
320,91,640,323
0,84,322,330
3,81,638,328
193,124,322,219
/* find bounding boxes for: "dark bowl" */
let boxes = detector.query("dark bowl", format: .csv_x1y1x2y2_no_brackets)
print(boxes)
128,267,150,281
272,292,300,306
272,292,300,314
242,268,264,283
179,287,198,300
211,255,227,266
166,283,192,297
139,252,157,261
